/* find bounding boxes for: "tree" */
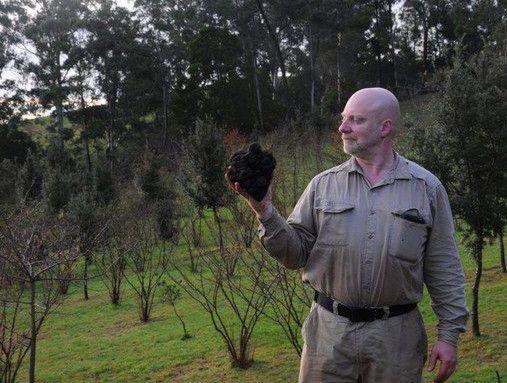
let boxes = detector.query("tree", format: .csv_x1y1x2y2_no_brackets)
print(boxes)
404,46,507,336
181,119,234,273
0,203,101,383
169,212,270,369
86,1,140,173
120,190,176,322
159,281,191,340
66,190,103,300
13,0,88,149
94,203,128,306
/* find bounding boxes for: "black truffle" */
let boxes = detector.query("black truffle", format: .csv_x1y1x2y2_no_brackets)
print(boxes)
225,143,276,202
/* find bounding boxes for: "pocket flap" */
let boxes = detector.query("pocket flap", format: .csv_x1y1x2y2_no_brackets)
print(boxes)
317,200,355,213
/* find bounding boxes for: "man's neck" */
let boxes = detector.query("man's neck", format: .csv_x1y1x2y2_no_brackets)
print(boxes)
354,147,396,185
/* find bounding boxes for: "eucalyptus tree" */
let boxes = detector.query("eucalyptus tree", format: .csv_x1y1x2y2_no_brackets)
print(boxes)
134,0,216,137
399,0,442,75
86,1,141,172
134,0,189,146
66,45,97,173
9,0,89,149
0,1,38,163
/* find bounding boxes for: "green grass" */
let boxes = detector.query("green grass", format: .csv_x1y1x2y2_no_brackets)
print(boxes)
15,237,506,383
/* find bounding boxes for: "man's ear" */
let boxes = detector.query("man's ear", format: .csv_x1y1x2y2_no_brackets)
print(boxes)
380,119,394,138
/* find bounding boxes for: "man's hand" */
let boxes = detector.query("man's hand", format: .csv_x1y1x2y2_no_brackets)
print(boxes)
226,173,274,220
427,341,457,383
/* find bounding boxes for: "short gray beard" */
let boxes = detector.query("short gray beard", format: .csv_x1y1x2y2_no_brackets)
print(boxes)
343,140,370,156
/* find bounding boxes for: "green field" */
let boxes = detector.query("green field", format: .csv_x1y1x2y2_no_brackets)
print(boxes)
15,226,506,383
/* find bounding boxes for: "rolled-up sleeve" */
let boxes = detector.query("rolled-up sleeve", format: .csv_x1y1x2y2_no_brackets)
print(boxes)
257,178,317,270
424,183,469,347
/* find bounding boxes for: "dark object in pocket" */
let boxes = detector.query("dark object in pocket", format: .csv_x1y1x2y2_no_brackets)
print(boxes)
225,143,276,202
399,211,426,224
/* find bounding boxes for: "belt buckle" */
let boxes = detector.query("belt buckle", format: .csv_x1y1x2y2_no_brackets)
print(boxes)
332,300,339,315
381,306,390,320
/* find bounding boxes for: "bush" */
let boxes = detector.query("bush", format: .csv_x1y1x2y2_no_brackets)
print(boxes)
43,168,73,213
182,119,232,210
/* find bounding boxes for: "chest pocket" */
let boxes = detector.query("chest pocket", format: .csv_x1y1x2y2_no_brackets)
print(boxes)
315,201,355,247
388,208,428,263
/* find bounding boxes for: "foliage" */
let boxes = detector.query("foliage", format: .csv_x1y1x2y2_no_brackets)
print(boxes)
0,122,37,163
16,150,44,202
43,168,73,213
182,119,233,211
403,45,507,336
159,280,191,340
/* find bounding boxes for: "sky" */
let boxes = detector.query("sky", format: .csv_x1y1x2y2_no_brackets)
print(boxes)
116,0,134,10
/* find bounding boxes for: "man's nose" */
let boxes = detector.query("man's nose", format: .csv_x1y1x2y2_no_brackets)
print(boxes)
339,120,350,133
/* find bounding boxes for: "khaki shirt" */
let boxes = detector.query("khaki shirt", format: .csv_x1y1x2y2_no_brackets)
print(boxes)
258,152,469,347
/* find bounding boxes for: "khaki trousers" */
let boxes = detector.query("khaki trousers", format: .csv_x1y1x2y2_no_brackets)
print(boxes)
299,302,428,383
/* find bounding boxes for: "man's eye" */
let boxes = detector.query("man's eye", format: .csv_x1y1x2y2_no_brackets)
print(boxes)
356,118,365,123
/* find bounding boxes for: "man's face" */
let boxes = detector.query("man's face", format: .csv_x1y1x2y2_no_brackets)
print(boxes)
338,96,382,156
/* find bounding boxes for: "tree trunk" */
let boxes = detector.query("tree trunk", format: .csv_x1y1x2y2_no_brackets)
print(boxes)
337,33,342,107
56,57,65,150
255,0,291,116
173,306,190,339
141,301,149,322
250,40,264,133
472,235,483,337
162,77,169,148
255,0,288,89
107,93,117,174
29,278,36,383
212,206,224,255
190,212,202,249
80,92,92,172
374,0,383,86
388,0,398,88
83,256,89,300
271,67,277,100
423,21,429,74
309,23,315,113
498,223,506,273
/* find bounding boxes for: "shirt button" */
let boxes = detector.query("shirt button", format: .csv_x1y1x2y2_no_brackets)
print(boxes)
367,232,375,239
369,210,375,215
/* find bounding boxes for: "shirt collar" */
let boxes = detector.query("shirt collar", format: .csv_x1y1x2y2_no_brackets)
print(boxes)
346,151,411,180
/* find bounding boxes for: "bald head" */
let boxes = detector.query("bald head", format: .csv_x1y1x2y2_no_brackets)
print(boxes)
339,87,400,157
347,87,400,129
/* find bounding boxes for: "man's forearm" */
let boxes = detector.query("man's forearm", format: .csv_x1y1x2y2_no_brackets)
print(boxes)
257,205,315,270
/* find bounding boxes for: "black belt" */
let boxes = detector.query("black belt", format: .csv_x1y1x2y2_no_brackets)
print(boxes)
314,290,417,323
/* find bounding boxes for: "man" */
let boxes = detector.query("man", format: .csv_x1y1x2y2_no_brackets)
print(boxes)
231,87,468,383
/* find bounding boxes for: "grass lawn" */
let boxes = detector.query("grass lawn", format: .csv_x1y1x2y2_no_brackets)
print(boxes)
16,231,506,383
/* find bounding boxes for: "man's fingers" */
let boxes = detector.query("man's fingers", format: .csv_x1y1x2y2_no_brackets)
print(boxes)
434,360,456,383
263,177,275,201
427,347,438,372
233,182,249,199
